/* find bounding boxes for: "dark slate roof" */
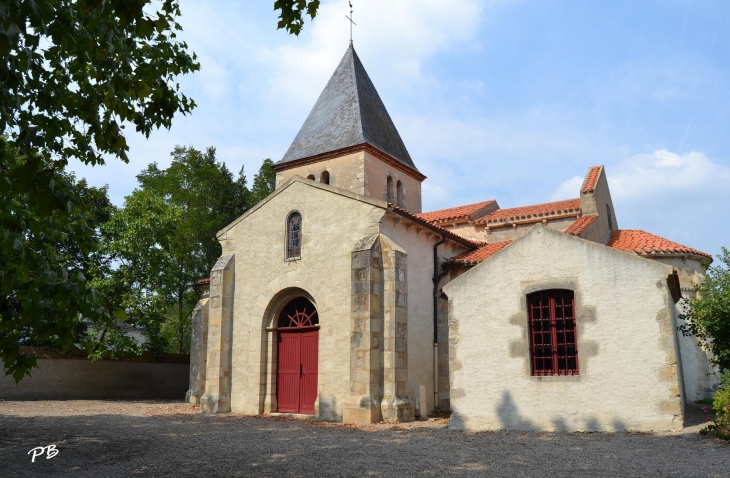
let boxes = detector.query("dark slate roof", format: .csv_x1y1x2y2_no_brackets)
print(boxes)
277,44,418,172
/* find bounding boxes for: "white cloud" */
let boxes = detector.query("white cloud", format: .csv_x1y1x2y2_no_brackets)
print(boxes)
551,176,583,201
608,149,730,199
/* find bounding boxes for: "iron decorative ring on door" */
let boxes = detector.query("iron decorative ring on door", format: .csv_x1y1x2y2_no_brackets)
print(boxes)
276,297,319,415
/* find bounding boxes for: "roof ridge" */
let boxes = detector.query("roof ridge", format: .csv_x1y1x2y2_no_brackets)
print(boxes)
417,199,496,216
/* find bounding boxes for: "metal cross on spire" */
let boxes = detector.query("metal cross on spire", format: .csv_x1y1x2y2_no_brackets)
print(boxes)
346,1,356,44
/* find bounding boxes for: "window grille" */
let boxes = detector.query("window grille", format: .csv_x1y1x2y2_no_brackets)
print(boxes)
527,289,579,376
287,212,302,259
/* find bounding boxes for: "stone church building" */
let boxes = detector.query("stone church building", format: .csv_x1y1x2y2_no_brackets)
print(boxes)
187,44,716,432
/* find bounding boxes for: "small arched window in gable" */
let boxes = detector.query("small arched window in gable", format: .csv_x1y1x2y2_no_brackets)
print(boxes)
386,175,394,203
286,212,302,259
320,171,330,185
396,180,403,208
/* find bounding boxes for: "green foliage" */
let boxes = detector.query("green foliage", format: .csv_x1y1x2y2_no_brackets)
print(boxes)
97,146,255,353
700,370,730,440
0,139,112,381
679,247,730,370
251,158,276,204
1,1,198,380
274,0,320,35
715,371,730,431
83,321,143,362
1,0,199,168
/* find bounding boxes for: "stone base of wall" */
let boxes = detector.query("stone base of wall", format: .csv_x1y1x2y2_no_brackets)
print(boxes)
0,358,189,400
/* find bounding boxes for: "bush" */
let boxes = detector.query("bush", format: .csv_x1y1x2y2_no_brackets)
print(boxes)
701,370,730,440
714,371,730,430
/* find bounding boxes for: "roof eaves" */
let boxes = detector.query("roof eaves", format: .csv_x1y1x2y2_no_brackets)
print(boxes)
387,203,484,249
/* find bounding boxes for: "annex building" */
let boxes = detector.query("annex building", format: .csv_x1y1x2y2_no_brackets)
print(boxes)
186,44,716,432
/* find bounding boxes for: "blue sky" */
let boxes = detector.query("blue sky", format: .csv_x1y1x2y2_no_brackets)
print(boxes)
69,0,730,259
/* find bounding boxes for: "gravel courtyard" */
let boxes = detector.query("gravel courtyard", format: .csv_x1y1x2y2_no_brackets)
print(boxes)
1,400,728,477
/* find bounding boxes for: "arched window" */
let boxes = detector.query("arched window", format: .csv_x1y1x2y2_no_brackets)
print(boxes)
527,289,578,376
396,180,403,208
286,212,302,259
306,174,315,180
386,175,394,203
320,171,330,185
278,297,319,328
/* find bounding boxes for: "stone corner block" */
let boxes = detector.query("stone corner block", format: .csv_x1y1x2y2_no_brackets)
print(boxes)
343,395,383,424
381,395,414,423
200,393,230,414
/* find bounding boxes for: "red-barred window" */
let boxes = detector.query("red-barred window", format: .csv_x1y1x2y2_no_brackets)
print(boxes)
527,289,579,376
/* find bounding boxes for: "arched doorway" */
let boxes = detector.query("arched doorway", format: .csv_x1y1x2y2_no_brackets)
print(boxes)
277,297,319,414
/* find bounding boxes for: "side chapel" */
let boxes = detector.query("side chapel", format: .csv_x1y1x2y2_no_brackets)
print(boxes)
187,44,717,432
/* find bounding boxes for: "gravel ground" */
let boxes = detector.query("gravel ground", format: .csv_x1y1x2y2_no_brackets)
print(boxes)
0,400,728,477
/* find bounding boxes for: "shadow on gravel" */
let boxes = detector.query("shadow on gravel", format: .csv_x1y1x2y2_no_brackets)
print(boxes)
0,412,728,477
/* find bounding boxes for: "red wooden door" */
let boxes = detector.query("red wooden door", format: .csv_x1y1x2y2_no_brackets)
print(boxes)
299,330,319,415
277,329,319,414
277,332,301,413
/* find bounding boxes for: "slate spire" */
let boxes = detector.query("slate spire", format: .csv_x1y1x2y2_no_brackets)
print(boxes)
277,44,418,172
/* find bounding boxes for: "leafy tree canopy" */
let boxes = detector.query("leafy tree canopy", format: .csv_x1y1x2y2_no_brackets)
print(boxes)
0,140,114,381
97,147,270,354
274,0,320,35
1,0,318,379
679,247,730,371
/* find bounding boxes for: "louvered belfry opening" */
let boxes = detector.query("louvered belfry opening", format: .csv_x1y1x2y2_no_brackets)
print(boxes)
527,289,579,376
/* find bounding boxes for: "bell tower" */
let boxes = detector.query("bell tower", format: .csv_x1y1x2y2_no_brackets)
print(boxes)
273,44,424,213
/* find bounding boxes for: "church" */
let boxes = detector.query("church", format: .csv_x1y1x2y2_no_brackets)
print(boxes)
186,44,716,432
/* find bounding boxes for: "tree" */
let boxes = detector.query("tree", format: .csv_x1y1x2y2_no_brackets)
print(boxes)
98,147,255,354
679,247,730,371
0,140,115,381
1,1,199,379
274,0,320,35
251,158,277,204
1,1,319,378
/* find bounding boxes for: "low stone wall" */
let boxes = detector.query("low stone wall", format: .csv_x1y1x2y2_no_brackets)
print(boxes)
1,357,190,401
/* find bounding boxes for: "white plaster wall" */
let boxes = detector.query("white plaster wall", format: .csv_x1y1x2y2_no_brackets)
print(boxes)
222,179,386,419
380,216,469,413
444,225,683,432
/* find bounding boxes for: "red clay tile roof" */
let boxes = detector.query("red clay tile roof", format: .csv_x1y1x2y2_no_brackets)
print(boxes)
416,200,496,223
582,166,601,194
565,215,597,236
476,198,581,225
607,230,712,260
194,277,211,286
448,240,513,265
388,203,485,249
